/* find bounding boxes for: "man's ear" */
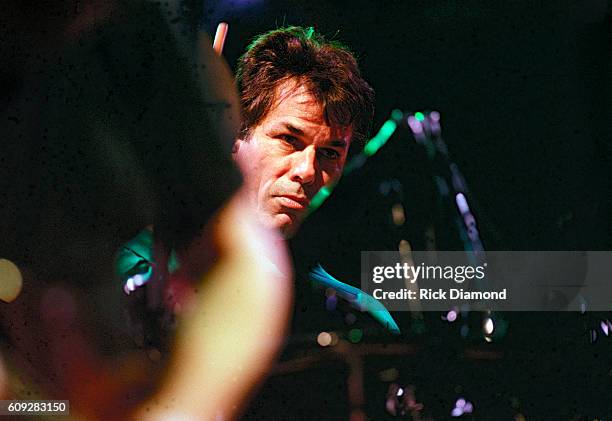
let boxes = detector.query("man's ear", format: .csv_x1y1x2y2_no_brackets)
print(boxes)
231,139,241,155
233,135,250,155
232,138,249,171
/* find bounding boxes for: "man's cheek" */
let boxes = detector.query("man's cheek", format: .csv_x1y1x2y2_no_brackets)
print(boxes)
322,170,342,187
257,179,277,209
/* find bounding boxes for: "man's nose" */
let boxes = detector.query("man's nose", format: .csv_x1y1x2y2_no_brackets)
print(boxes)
290,146,316,185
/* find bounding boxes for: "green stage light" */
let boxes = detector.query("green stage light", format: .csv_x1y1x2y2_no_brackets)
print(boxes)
363,119,397,157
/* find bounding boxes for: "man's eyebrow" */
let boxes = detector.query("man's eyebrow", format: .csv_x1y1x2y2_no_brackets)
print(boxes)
271,122,305,136
272,123,348,148
327,139,348,148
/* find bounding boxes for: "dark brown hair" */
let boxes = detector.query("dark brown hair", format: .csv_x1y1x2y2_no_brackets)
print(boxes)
236,26,375,147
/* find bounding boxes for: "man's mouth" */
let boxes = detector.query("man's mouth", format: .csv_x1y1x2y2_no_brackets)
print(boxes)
276,195,309,211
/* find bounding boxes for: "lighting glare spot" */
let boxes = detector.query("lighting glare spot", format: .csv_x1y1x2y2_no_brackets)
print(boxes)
325,295,338,311
601,320,609,336
124,277,136,295
483,317,494,335
317,332,332,347
349,328,364,343
0,259,23,303
446,310,458,322
453,397,473,416
407,116,423,135
415,112,425,121
133,274,145,286
455,193,469,214
398,239,412,255
463,402,473,413
391,203,406,226
451,407,463,417
391,109,403,121
396,387,404,397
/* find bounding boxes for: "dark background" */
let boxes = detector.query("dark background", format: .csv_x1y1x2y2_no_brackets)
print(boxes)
205,1,612,419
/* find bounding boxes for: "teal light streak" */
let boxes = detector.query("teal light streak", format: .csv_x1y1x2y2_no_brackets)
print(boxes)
363,118,397,157
308,185,333,213
115,229,154,279
116,229,181,287
309,264,400,335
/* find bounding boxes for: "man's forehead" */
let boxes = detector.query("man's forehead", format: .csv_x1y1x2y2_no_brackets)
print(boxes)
264,80,352,137
269,81,322,120
273,79,317,105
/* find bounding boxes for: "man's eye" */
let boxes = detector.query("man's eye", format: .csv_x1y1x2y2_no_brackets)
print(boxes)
279,134,299,146
319,148,340,160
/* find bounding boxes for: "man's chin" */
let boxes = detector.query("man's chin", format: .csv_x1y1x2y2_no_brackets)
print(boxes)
266,212,302,239
278,223,299,239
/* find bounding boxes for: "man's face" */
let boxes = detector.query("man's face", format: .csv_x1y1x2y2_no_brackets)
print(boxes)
234,81,353,237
